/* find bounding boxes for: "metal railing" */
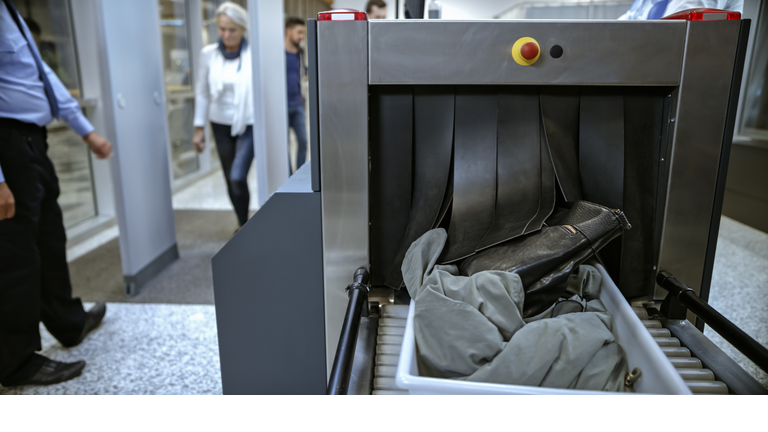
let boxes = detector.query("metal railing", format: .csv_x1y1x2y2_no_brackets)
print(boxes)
657,270,768,373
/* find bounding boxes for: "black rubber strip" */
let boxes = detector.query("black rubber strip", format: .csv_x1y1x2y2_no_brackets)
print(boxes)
369,86,413,286
478,87,542,250
540,88,582,202
439,87,497,263
385,87,455,289
621,90,665,298
434,161,453,229
579,91,624,210
579,90,625,283
524,119,556,234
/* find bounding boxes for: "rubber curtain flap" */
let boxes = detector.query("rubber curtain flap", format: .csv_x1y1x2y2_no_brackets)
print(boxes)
439,88,497,263
459,201,631,318
385,87,455,289
477,87,546,250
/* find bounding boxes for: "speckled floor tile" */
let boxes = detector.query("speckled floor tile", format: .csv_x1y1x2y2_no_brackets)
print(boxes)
706,217,768,388
0,303,222,395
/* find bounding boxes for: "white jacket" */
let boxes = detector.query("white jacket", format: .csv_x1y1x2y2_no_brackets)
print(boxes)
194,43,254,137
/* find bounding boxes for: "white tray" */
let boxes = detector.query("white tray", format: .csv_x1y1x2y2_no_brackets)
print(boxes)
395,264,692,395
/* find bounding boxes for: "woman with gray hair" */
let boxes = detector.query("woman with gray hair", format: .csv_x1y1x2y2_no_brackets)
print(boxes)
193,1,254,229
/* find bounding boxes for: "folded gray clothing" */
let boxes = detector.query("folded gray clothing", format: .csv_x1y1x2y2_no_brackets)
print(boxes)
402,228,630,392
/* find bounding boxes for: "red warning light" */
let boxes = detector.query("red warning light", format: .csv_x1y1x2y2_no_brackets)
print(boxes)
661,8,741,21
317,9,368,21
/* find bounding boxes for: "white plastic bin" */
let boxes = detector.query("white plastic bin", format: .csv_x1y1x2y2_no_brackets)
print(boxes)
395,264,692,395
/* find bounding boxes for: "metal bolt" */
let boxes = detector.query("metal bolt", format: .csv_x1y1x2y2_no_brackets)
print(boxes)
653,266,657,270
661,158,665,161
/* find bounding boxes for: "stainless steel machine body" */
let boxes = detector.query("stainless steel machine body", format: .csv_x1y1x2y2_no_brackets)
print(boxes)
212,17,753,394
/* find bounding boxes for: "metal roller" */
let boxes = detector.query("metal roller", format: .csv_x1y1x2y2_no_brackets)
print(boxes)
440,87,498,263
385,87,455,288
477,87,543,249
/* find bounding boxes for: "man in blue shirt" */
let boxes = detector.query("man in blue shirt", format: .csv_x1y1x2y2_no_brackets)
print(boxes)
284,17,307,175
0,0,111,386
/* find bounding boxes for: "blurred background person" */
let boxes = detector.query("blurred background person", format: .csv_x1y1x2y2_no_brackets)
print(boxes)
193,2,254,230
284,17,307,175
366,0,388,19
619,0,742,20
0,0,109,387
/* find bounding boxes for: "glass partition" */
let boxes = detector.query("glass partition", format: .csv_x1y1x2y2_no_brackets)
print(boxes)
160,0,200,180
20,0,97,228
741,3,768,139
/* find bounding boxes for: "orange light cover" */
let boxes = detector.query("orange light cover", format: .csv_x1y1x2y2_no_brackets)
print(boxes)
317,9,368,21
661,8,741,21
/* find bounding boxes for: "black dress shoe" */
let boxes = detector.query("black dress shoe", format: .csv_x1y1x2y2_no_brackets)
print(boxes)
64,302,106,348
4,357,85,386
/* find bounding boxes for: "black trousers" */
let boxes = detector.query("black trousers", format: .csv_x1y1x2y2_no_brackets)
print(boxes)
0,118,86,385
210,123,254,227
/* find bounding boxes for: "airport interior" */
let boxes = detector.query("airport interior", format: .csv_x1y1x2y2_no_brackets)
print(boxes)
1,0,768,397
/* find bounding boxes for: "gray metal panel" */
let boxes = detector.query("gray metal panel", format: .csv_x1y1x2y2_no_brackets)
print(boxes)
95,0,177,289
308,19,321,192
212,164,326,394
369,21,686,85
318,21,369,378
657,21,743,301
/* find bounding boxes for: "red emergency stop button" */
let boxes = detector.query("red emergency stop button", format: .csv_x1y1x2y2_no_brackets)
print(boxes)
512,37,541,66
521,42,539,60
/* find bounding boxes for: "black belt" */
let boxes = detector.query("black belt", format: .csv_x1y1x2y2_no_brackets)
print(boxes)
0,117,46,135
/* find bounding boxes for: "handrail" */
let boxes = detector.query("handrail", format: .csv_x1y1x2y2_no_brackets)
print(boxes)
326,268,370,395
657,270,768,373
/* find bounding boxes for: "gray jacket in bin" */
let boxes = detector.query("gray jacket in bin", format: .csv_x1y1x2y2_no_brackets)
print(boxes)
402,228,630,392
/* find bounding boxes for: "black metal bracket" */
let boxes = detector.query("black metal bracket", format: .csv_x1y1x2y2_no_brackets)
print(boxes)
327,268,370,395
656,270,768,374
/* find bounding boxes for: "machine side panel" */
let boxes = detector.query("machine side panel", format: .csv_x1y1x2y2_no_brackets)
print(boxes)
308,19,321,192
318,21,370,378
369,21,686,85
212,166,326,394
657,21,742,302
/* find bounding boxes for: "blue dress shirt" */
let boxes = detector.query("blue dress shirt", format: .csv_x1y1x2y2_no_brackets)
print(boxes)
0,1,94,183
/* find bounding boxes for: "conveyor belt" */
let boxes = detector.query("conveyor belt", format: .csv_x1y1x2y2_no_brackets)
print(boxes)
632,306,729,394
372,305,410,395
371,304,729,394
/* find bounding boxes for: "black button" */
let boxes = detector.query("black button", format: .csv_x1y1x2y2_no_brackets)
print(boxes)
550,45,563,59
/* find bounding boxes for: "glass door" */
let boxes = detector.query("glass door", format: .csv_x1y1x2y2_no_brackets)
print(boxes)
159,0,200,181
19,0,98,229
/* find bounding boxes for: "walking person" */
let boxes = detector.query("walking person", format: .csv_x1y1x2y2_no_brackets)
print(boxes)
0,0,108,386
193,2,254,229
284,17,308,175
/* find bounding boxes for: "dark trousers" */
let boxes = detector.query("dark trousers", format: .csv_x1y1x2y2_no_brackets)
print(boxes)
210,123,254,227
288,105,307,175
0,119,87,385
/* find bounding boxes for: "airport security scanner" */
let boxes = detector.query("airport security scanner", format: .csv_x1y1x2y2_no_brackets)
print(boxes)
212,9,768,394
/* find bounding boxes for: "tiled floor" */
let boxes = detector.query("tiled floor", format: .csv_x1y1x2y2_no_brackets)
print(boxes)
704,217,768,387
0,303,222,395
172,165,259,211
